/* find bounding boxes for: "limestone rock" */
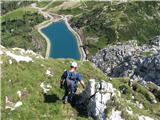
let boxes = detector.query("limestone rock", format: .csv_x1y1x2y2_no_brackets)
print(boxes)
78,79,114,120
91,36,160,86
108,108,124,120
6,51,33,63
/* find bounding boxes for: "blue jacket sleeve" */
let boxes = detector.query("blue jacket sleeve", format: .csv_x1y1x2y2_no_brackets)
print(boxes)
61,71,67,81
76,73,82,81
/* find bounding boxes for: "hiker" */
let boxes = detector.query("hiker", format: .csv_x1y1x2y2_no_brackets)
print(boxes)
60,62,85,104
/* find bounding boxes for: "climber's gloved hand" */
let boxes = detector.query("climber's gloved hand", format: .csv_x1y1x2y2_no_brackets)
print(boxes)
60,83,63,89
80,80,85,89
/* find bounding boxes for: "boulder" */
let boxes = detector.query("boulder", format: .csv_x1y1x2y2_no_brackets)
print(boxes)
78,79,114,120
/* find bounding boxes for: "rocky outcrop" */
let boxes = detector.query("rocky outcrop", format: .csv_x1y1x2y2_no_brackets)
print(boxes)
0,45,44,65
76,80,157,120
109,109,124,120
77,79,114,120
91,36,160,86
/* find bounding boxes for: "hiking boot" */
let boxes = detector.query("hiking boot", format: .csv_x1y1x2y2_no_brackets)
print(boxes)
63,99,67,104
63,96,68,104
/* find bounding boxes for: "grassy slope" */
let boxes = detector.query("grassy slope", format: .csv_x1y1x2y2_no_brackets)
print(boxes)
70,1,160,56
36,1,51,8
47,1,64,9
1,1,34,15
1,6,36,22
1,53,106,120
1,1,160,119
1,6,47,56
46,1,82,15
1,48,160,120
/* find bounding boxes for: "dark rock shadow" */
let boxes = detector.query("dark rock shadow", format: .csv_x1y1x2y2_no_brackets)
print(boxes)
69,94,88,118
43,93,60,103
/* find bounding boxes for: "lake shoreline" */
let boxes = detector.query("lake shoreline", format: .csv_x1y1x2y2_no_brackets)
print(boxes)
37,20,52,58
32,2,86,60
64,17,86,60
37,18,86,60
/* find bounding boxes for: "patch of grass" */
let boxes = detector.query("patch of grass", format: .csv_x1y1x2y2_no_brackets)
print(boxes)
57,7,83,15
1,1,33,15
147,83,160,101
150,102,160,116
36,1,50,8
132,82,155,103
1,7,36,22
142,51,153,56
85,36,108,56
121,109,137,120
71,1,160,56
1,7,46,56
107,77,160,119
119,84,132,100
109,77,129,89
48,1,64,9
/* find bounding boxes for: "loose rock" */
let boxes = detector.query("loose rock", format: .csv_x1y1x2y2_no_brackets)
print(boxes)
91,36,160,86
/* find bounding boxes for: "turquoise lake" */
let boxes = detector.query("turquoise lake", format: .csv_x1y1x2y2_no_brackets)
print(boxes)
41,21,80,59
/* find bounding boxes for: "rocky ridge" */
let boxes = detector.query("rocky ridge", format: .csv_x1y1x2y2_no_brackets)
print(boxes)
76,79,157,120
91,36,160,86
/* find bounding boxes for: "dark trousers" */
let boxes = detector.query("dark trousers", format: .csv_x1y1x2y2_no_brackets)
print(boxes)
64,80,77,101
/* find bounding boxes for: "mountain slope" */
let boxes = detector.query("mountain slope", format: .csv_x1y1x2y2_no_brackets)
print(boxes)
71,1,160,56
1,46,106,120
1,46,160,120
91,36,160,86
1,4,46,56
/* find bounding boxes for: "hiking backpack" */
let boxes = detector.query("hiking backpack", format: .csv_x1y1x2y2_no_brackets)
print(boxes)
65,71,77,89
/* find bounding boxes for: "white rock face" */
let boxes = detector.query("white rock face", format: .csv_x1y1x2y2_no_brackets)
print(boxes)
5,96,15,110
78,79,96,104
11,48,44,59
136,101,144,109
0,61,3,64
0,50,4,55
5,96,23,111
36,55,44,59
0,45,5,48
46,69,53,77
1,46,44,61
40,82,52,93
26,50,36,55
138,115,154,120
126,108,133,115
9,59,12,64
6,51,33,63
78,79,114,120
85,79,95,96
14,101,23,109
17,91,22,98
109,109,124,120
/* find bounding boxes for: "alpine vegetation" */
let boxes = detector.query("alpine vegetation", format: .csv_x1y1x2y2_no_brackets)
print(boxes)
1,46,160,120
1,0,160,120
